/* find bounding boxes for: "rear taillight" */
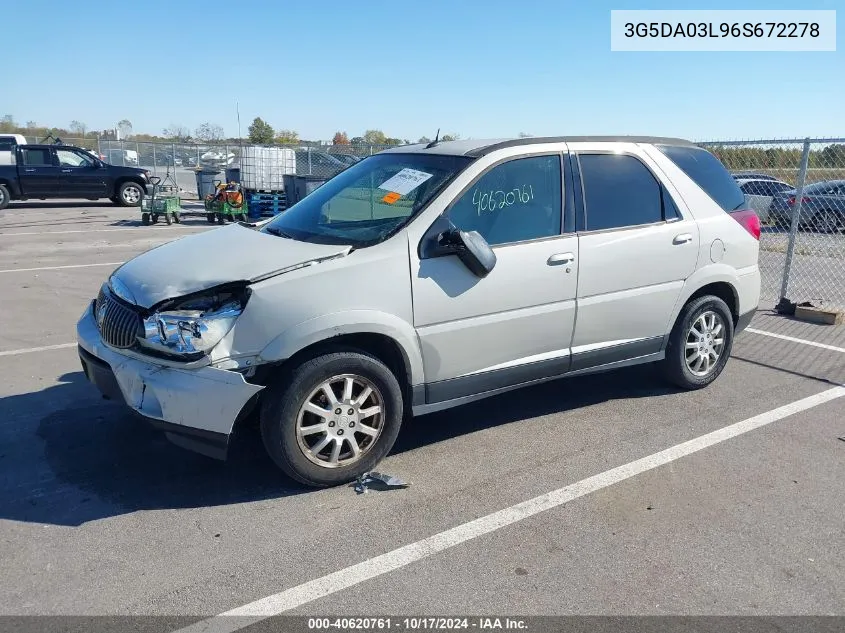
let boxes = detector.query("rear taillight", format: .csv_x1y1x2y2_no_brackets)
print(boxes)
730,209,761,240
787,196,810,206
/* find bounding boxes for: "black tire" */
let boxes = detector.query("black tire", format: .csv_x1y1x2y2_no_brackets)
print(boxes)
164,213,172,225
217,213,225,225
0,184,9,210
151,213,159,224
116,181,144,207
172,212,181,224
141,212,150,226
811,209,840,234
661,295,734,390
260,351,404,487
206,212,216,224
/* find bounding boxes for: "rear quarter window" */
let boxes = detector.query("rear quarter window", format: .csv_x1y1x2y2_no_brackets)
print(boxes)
657,145,746,212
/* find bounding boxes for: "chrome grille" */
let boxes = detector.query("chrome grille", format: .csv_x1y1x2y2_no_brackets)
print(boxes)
96,286,142,349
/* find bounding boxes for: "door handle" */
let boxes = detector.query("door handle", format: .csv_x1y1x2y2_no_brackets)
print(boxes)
547,252,575,266
24,168,35,172
673,233,693,245
61,169,72,173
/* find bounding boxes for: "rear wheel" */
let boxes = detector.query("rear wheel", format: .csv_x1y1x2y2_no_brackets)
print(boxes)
0,184,9,210
217,213,225,225
812,209,840,233
172,212,181,224
661,295,734,390
164,212,172,225
151,213,159,224
206,212,216,224
260,351,404,487
141,212,150,226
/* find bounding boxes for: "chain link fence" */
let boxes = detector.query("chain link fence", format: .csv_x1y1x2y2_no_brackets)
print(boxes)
700,138,845,312
23,134,845,314
24,136,394,200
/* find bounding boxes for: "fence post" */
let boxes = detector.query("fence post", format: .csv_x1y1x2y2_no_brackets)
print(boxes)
308,147,312,175
778,137,811,306
152,143,157,174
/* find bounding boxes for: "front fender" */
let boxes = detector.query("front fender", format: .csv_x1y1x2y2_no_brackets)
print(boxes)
259,310,425,386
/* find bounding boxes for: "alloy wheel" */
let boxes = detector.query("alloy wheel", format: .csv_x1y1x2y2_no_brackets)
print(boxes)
685,310,726,377
295,374,384,468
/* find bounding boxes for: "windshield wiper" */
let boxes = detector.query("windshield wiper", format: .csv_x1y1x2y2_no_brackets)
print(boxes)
265,226,294,239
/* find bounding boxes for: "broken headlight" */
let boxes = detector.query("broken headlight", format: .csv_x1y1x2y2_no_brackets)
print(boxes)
139,289,247,357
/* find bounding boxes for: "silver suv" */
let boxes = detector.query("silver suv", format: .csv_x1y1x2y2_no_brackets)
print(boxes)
77,137,761,487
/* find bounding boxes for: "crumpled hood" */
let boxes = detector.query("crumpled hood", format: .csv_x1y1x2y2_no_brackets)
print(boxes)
112,223,350,308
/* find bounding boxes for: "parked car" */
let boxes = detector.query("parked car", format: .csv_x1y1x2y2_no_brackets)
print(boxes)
0,144,152,209
294,150,348,178
330,153,363,167
731,172,781,182
0,134,29,166
736,177,793,223
77,136,760,486
768,180,845,233
102,148,140,166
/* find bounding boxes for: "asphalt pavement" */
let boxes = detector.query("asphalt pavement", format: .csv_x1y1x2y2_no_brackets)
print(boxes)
0,202,843,623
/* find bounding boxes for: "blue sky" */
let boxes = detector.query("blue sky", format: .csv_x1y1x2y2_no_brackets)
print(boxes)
5,0,842,141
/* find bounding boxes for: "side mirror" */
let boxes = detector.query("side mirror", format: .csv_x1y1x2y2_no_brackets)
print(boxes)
437,228,497,278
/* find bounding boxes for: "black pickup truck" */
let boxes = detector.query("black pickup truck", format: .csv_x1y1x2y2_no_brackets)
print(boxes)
0,144,152,210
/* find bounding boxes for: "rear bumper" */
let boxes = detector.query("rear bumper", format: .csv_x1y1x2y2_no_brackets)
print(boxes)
76,302,263,459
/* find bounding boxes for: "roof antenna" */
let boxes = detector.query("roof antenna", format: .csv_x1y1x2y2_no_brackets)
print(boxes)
425,129,441,149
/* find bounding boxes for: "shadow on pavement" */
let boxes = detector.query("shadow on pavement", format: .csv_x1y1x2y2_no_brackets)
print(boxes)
0,365,676,527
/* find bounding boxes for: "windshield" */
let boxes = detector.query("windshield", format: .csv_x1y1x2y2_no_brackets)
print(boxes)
263,153,474,246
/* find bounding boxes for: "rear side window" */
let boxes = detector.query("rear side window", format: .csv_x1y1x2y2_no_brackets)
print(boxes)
21,148,52,166
579,154,665,231
657,145,745,212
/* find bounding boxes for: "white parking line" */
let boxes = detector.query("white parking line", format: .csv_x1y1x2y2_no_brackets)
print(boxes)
0,262,123,274
0,343,77,357
172,386,845,633
0,226,209,237
746,327,845,354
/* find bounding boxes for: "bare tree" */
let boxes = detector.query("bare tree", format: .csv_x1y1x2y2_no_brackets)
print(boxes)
518,132,533,138
117,119,133,139
163,124,192,142
70,120,88,138
195,122,224,143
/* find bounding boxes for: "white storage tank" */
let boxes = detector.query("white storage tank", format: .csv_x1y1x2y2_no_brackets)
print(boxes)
240,146,296,191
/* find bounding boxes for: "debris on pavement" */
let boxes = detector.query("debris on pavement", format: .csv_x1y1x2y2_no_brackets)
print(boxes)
837,436,845,443
353,471,410,494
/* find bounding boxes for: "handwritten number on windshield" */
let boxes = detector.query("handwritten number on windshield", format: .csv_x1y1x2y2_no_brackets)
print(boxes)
472,185,534,215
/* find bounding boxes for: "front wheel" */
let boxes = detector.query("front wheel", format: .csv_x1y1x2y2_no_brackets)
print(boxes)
117,182,144,206
260,351,404,487
661,295,734,390
0,184,10,210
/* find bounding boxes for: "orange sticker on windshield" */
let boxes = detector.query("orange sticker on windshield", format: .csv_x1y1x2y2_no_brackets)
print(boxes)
382,191,401,204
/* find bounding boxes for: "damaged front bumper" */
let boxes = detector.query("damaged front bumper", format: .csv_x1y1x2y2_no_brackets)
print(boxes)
76,302,264,459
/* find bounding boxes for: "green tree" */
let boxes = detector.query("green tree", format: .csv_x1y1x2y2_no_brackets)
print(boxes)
350,136,365,146
275,129,299,144
0,115,16,133
247,117,275,144
363,129,387,145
